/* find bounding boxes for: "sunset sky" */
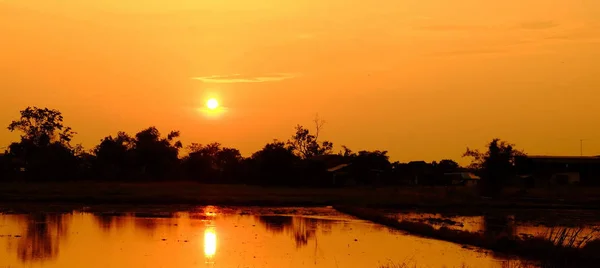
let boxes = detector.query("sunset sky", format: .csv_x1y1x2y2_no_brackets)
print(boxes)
1,1,599,163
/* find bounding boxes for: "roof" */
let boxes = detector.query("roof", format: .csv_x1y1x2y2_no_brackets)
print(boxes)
327,163,351,172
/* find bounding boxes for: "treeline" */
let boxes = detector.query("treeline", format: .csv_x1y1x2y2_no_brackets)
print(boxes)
0,107,522,189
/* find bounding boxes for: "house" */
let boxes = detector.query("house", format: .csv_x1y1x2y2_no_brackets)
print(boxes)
309,154,354,186
443,172,481,186
515,155,600,187
327,163,353,186
406,161,435,185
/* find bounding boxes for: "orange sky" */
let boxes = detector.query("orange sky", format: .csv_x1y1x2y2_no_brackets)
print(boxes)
1,1,600,163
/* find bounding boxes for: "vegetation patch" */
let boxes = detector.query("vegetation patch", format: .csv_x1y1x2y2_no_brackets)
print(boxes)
336,206,600,267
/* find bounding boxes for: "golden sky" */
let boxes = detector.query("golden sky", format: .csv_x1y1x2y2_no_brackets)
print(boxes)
1,0,600,163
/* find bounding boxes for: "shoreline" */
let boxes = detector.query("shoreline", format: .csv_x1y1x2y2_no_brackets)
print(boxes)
1,182,600,210
335,206,600,267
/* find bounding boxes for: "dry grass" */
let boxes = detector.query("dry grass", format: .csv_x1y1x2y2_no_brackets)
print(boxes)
544,227,598,248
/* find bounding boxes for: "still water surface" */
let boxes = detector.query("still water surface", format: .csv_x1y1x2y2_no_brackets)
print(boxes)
385,209,600,242
0,206,526,268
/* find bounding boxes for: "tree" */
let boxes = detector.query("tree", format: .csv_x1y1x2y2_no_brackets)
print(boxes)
435,159,460,173
463,138,525,195
251,140,300,185
182,142,243,183
350,150,392,185
131,127,183,180
8,107,75,147
287,115,333,159
339,145,356,158
93,132,135,180
5,107,79,181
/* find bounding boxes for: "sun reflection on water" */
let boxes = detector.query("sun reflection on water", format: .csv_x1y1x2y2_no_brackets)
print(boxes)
204,227,217,260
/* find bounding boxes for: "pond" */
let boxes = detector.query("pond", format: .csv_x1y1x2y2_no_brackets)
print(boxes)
0,206,531,268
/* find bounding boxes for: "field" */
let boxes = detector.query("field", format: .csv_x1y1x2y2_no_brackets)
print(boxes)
1,182,600,209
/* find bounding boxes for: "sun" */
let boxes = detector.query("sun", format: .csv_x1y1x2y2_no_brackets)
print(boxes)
206,98,219,110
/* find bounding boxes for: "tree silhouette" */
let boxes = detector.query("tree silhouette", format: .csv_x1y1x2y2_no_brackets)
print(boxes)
8,107,75,147
182,142,243,183
287,115,333,159
339,145,356,158
5,107,79,181
436,159,460,173
132,127,182,180
350,150,392,185
94,132,135,180
463,139,525,195
251,140,300,185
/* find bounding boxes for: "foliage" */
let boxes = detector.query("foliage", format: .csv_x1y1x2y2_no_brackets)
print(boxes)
4,107,81,181
287,115,333,159
0,107,537,189
8,107,75,147
251,140,300,186
182,142,243,183
463,138,525,194
93,132,135,180
434,159,460,173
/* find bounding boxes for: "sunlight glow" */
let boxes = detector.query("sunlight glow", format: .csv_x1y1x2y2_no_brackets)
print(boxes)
204,227,217,258
206,98,219,110
204,205,218,217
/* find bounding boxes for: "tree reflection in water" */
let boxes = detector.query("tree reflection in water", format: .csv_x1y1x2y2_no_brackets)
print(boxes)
17,213,71,263
256,216,334,248
131,212,176,236
93,213,128,232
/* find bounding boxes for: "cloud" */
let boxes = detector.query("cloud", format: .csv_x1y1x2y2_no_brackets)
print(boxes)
518,21,559,30
191,73,300,83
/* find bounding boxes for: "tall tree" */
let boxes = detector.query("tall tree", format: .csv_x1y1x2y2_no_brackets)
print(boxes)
251,140,300,185
94,132,135,180
435,159,460,173
5,107,79,181
182,142,243,182
8,107,75,147
131,127,182,180
463,138,525,195
351,150,392,184
287,115,333,159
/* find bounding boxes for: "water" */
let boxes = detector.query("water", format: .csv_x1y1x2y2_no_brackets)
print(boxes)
384,209,600,243
0,206,530,268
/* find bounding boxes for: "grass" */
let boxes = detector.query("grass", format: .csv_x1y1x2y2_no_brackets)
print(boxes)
1,182,600,210
336,206,600,267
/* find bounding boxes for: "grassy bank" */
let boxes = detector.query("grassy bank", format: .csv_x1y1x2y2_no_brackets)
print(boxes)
336,206,600,267
1,182,600,209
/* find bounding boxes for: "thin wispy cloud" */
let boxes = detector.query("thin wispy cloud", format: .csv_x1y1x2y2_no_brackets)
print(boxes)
191,73,300,83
